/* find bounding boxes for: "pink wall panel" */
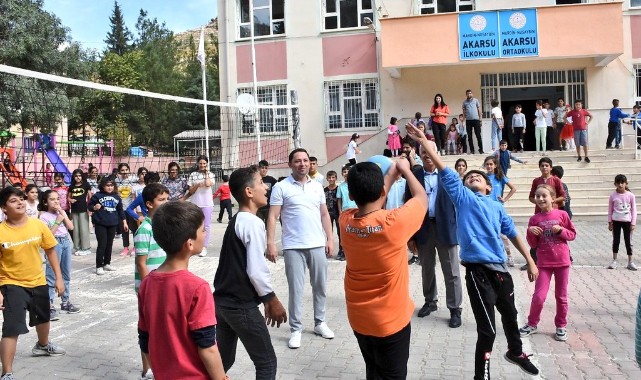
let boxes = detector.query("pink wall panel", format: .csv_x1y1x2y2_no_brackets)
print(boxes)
236,41,288,83
238,138,290,167
322,34,377,76
632,16,641,59
325,134,374,163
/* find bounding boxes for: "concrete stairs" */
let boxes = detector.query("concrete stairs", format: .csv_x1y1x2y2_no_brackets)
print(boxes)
439,148,641,223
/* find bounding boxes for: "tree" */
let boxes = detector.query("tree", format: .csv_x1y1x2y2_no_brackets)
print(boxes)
0,0,91,134
104,1,133,56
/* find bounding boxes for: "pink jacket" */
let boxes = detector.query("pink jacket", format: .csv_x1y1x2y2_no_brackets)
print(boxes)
527,209,576,267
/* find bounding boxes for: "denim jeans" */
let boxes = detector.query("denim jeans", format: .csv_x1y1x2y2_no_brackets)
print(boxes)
215,304,277,379
46,235,72,304
491,118,503,150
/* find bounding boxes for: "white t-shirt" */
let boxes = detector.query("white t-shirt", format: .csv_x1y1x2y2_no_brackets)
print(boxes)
491,107,503,120
544,108,553,126
269,175,327,250
188,171,215,208
346,140,357,160
535,109,547,128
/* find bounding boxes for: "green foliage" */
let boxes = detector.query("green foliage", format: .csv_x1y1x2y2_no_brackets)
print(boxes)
104,1,133,56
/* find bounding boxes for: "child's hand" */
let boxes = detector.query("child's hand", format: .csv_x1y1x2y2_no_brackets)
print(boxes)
394,158,410,175
264,296,287,328
54,278,65,297
632,225,636,232
405,122,426,142
94,204,102,211
122,222,129,233
528,226,543,236
551,225,563,234
527,263,539,282
608,222,613,231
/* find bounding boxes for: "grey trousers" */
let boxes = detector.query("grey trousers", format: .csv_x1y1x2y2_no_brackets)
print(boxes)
417,225,463,310
284,247,328,332
71,211,91,251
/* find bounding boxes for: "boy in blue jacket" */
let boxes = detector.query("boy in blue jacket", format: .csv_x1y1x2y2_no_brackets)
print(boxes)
405,122,540,380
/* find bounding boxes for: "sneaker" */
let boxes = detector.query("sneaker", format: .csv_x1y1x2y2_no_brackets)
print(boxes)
129,248,136,257
608,260,617,269
96,267,105,275
313,322,335,339
141,369,154,380
627,262,638,271
61,302,80,314
50,308,59,321
115,233,121,239
555,327,568,341
288,330,302,349
198,248,208,257
506,255,515,267
519,324,537,337
615,145,620,149
119,247,129,256
336,251,346,261
577,156,582,162
1,373,14,380
217,219,222,223
73,250,82,256
77,249,90,256
32,341,66,357
408,256,419,265
504,351,539,376
584,157,590,163
103,264,116,271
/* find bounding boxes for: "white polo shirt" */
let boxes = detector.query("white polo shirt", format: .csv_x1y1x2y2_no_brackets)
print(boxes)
270,174,327,250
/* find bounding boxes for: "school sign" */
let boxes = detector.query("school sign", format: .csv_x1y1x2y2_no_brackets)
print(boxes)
459,9,538,60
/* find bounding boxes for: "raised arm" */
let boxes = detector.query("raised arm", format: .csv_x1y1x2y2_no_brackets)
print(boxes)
405,123,442,170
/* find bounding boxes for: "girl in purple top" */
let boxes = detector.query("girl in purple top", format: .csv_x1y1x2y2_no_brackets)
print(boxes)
608,174,637,270
520,184,576,342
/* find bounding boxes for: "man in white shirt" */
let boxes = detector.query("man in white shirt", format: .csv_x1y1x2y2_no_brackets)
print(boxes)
308,156,325,185
266,149,335,349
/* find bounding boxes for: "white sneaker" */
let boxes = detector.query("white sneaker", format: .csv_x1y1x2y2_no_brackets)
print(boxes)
78,249,90,256
141,369,154,379
288,330,302,349
103,264,116,271
313,322,335,339
555,327,568,342
608,260,617,269
96,267,104,275
506,256,515,267
627,262,638,271
198,248,208,257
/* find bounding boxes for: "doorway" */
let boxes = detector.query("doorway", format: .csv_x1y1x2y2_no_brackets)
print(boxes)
500,86,564,151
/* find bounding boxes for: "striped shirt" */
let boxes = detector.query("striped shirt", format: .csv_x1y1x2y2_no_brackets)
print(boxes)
134,217,166,292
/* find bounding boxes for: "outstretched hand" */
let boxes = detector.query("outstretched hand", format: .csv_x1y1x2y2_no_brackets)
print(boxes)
264,297,287,328
405,123,438,153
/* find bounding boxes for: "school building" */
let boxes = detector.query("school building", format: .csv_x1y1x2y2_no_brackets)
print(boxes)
217,0,641,167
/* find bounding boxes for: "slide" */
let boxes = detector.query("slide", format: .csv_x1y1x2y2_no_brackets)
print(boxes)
0,161,28,188
44,148,71,184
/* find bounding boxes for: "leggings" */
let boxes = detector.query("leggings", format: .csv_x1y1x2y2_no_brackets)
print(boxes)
527,266,570,328
612,220,632,255
201,206,214,247
95,224,117,268
535,127,547,152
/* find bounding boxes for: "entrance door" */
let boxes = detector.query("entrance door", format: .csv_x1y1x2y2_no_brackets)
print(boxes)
500,86,564,151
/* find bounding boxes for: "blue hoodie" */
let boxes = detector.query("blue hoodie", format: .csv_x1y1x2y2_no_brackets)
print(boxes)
440,168,516,264
88,191,125,227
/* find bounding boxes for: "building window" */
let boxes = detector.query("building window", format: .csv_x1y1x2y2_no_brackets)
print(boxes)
323,0,373,30
632,0,641,8
239,0,285,38
324,79,379,130
237,85,289,134
635,65,641,105
418,0,474,15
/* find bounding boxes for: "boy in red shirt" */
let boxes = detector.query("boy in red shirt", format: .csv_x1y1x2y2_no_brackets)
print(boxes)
137,201,227,380
213,175,232,223
339,157,427,378
564,100,593,163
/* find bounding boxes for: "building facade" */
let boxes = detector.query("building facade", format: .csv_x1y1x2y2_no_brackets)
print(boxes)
218,0,641,168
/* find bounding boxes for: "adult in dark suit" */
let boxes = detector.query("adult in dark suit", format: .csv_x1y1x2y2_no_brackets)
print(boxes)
405,147,463,328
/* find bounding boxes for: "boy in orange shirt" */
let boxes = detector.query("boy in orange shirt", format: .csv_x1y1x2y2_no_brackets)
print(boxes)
338,156,428,379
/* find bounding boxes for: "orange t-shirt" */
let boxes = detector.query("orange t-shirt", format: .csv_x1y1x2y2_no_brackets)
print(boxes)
339,197,426,337
430,104,450,125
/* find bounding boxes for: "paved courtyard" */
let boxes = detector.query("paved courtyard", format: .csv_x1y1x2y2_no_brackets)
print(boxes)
4,220,641,379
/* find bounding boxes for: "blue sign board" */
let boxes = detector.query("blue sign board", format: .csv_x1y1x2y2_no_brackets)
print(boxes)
459,11,499,60
458,9,539,60
499,9,538,58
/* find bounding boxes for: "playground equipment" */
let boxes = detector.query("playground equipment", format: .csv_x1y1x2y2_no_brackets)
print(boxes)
0,147,28,188
35,134,71,184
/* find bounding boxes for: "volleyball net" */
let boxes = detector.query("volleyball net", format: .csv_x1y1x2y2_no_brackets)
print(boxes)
0,64,298,185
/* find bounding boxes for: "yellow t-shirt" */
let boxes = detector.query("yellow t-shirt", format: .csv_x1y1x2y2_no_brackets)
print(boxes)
0,218,57,288
339,197,426,337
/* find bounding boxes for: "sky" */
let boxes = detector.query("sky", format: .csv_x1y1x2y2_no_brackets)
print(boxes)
42,0,218,51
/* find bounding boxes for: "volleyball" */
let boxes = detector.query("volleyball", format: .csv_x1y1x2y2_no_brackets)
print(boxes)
367,155,393,175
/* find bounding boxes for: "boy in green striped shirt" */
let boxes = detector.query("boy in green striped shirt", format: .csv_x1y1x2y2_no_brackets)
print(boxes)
134,183,169,379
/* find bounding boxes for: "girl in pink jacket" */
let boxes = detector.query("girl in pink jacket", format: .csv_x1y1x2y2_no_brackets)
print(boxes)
520,184,576,342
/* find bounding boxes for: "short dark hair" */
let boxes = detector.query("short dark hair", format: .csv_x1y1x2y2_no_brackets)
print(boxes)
153,202,204,255
258,160,269,167
538,157,553,167
536,100,543,106
515,104,522,109
98,176,116,192
326,170,337,178
463,170,492,190
196,155,208,163
341,165,351,172
118,163,130,171
143,172,160,184
491,99,499,107
575,99,583,105
309,156,318,163
229,165,260,204
222,174,229,182
25,184,39,195
0,186,24,207
288,148,309,163
499,140,508,145
390,116,397,125
346,162,384,207
614,174,628,184
383,149,393,158
551,165,564,179
54,172,64,179
142,183,169,205
167,161,180,172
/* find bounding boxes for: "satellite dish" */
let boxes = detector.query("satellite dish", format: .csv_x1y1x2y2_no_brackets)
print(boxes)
237,93,256,115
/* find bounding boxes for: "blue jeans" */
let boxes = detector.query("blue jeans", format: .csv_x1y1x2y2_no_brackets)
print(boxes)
491,118,503,150
46,235,72,304
215,304,277,379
